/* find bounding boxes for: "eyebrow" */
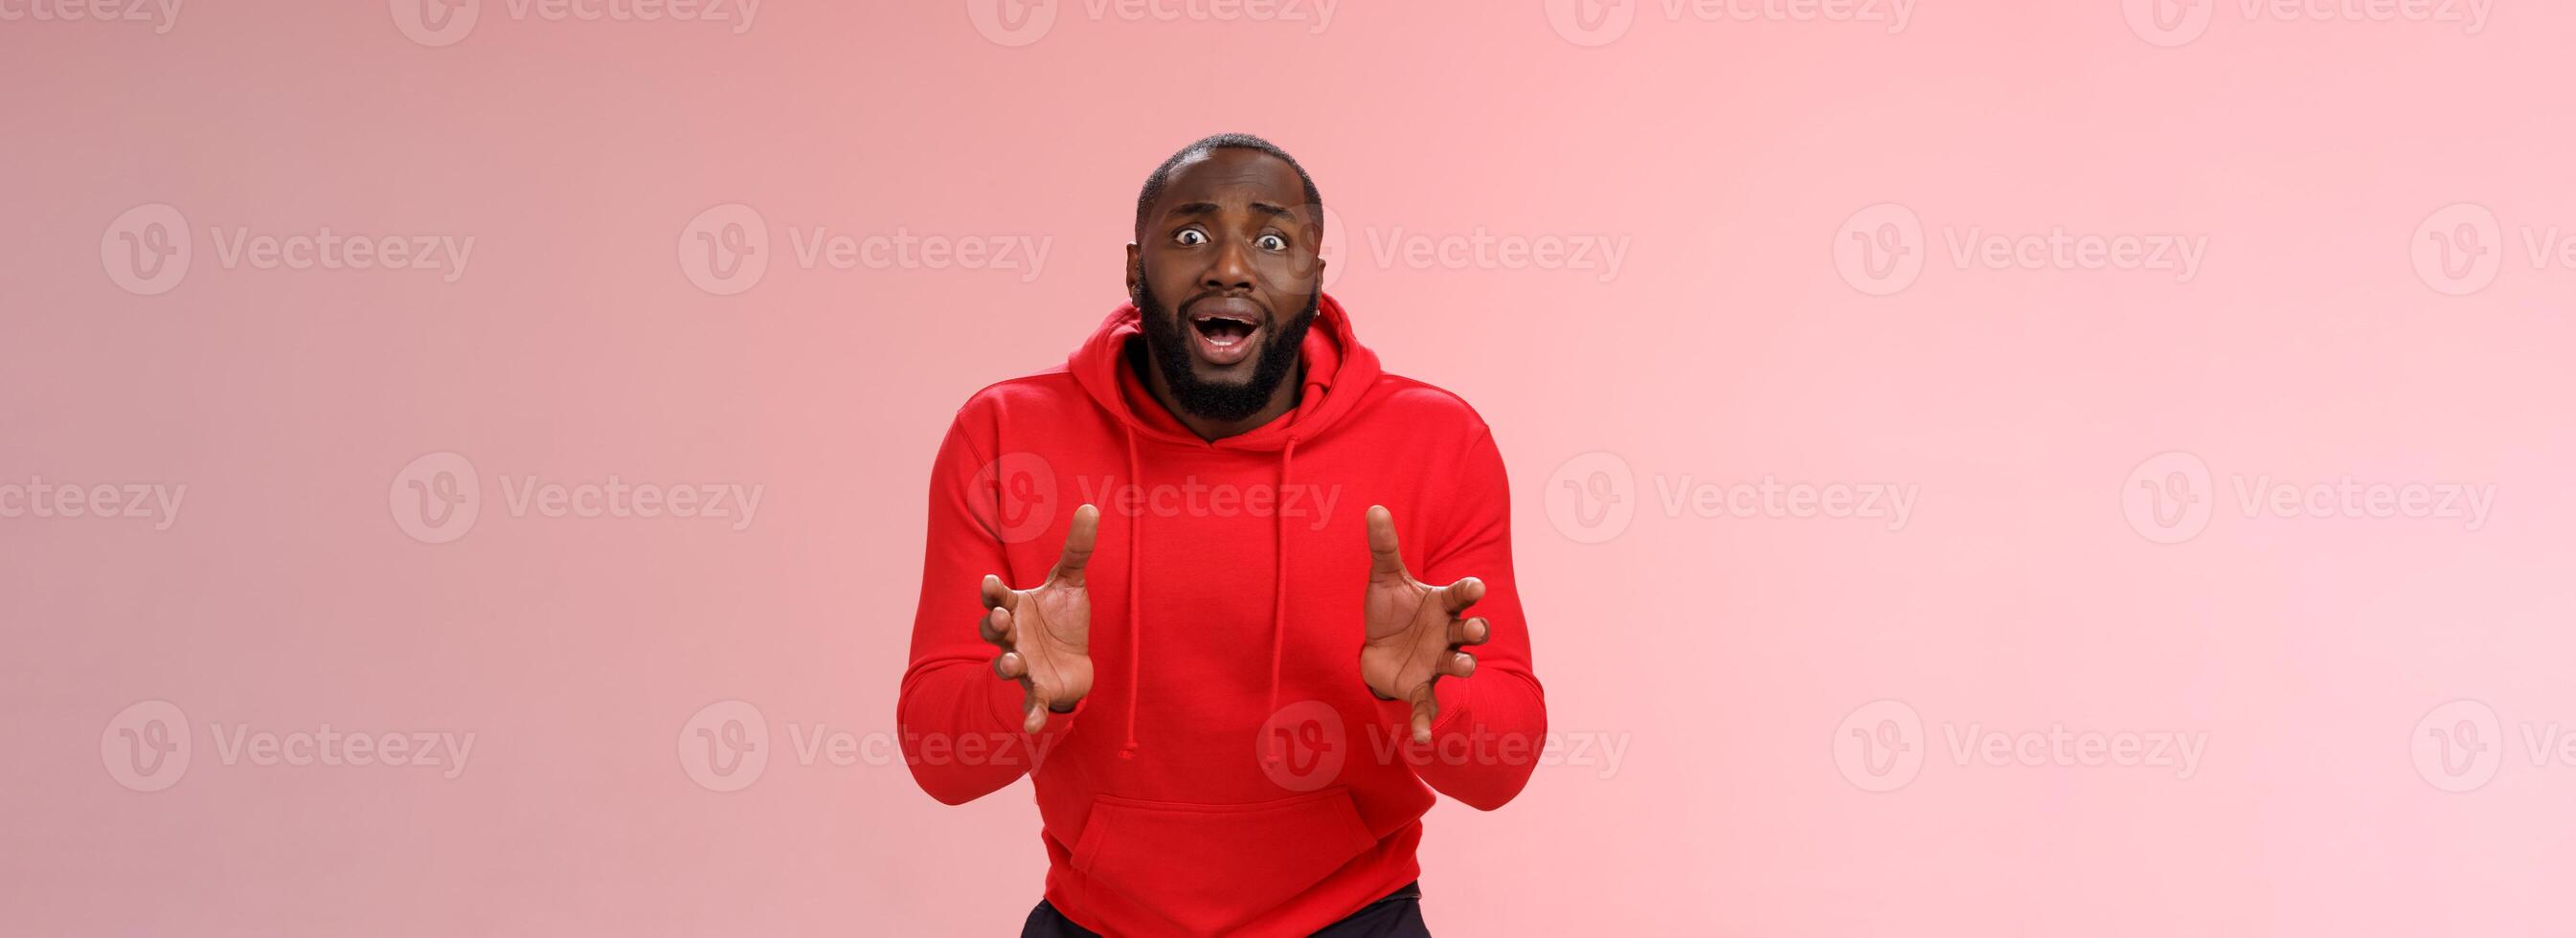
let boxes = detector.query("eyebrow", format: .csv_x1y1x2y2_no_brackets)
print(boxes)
1164,201,1297,222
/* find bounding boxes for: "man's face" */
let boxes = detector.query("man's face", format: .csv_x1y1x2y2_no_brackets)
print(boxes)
1128,147,1325,422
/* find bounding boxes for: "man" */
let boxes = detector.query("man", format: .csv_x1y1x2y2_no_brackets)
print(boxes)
898,134,1546,937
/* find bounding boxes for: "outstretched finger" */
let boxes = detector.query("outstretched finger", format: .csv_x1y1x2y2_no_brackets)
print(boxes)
1366,505,1409,578
1438,650,1478,680
1022,684,1051,734
1407,683,1438,745
981,574,1016,611
980,605,1017,646
1448,615,1491,646
1051,504,1100,587
1435,576,1485,615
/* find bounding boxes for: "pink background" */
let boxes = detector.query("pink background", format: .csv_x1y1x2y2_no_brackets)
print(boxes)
6,1,2572,934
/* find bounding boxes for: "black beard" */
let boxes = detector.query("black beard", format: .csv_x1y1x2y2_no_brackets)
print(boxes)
1133,286,1320,423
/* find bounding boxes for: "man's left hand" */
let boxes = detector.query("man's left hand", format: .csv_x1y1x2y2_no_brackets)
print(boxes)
1359,504,1489,744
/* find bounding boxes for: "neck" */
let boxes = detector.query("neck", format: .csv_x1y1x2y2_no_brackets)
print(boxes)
1133,343,1303,442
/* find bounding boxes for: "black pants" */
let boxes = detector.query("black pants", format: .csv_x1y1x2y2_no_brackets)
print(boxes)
1021,881,1428,937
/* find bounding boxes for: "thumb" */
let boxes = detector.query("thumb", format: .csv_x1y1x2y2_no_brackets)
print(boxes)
1366,504,1408,578
1051,504,1099,586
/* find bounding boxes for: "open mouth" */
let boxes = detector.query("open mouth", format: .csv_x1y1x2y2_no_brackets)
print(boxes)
1185,298,1265,367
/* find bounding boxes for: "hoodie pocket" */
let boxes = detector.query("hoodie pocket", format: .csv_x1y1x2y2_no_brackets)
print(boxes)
1071,787,1377,935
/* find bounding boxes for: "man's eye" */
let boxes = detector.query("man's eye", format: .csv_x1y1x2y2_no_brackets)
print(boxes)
1256,234,1287,251
1174,230,1208,246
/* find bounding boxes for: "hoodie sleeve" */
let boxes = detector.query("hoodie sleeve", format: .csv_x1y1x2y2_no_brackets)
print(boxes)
1372,425,1548,811
895,415,1083,806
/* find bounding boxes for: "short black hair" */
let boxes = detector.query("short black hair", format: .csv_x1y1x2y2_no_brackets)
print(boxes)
1133,133,1323,241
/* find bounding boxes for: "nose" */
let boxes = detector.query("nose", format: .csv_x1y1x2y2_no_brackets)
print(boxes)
1200,236,1255,294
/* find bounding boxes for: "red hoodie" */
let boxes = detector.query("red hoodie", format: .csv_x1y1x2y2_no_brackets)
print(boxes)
897,293,1546,936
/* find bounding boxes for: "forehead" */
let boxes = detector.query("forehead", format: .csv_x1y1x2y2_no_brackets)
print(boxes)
1151,148,1306,215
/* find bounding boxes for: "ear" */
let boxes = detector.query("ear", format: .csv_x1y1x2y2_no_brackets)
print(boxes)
1124,242,1143,303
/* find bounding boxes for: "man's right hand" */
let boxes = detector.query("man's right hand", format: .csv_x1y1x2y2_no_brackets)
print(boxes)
980,503,1098,733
